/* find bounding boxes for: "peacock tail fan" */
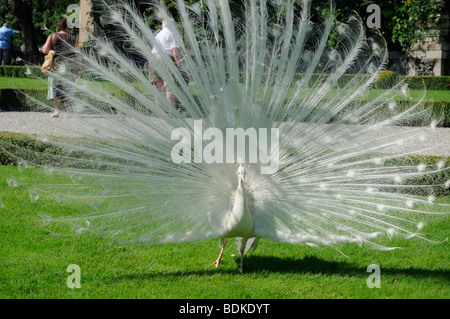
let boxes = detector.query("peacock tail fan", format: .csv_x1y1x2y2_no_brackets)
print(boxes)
1,0,448,253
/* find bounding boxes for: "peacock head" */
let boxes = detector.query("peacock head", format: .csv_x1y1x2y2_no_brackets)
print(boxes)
237,165,246,181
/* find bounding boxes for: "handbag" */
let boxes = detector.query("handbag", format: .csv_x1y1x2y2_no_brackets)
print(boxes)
41,50,55,74
41,34,56,74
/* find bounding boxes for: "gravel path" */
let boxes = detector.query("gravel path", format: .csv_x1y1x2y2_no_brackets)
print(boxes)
1,111,449,157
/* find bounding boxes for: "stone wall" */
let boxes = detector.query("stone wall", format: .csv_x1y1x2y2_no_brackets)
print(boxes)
407,11,450,76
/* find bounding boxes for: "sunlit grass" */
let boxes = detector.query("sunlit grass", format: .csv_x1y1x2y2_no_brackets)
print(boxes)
1,77,450,101
0,165,448,299
0,77,47,90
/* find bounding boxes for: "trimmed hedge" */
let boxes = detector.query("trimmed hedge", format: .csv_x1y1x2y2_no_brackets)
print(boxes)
0,66,449,126
0,131,62,166
1,65,449,90
0,88,47,111
0,66,44,79
432,101,450,127
374,70,397,89
289,73,450,90
399,76,450,91
1,131,448,196
1,89,449,127
322,100,450,127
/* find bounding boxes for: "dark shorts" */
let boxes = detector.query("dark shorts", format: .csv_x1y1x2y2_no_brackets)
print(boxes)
148,53,176,83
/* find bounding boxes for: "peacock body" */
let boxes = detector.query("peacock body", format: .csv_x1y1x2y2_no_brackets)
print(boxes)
2,0,448,273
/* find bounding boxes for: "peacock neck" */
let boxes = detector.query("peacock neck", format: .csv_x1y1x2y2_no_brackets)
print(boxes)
227,177,254,237
234,178,245,213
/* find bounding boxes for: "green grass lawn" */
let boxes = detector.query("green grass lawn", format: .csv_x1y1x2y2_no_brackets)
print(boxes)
0,164,448,299
0,77,47,90
367,89,450,102
1,76,450,101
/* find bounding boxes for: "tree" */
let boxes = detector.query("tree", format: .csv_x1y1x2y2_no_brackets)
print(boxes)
1,0,77,64
9,0,41,63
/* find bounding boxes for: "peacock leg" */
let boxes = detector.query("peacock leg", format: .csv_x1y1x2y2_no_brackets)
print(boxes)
213,237,228,267
239,238,249,274
239,254,244,274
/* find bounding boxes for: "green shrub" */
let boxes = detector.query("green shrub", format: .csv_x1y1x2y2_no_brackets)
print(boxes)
114,86,137,108
0,131,59,166
0,66,44,78
399,76,450,90
0,132,99,168
293,73,450,91
0,88,47,111
2,91,448,127
401,155,449,197
0,89,23,111
375,70,397,89
376,100,450,127
1,132,447,196
292,73,366,88
2,66,449,90
0,132,149,169
432,100,450,127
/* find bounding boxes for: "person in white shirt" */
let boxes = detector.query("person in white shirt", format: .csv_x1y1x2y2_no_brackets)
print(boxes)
149,20,181,109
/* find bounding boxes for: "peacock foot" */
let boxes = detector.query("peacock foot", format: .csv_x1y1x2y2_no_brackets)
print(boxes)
213,259,223,268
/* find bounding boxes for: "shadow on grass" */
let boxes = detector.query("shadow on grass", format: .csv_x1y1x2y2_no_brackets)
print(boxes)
243,255,449,279
124,255,449,279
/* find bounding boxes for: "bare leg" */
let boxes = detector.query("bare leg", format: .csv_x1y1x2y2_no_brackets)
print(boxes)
154,79,164,108
213,237,228,268
155,79,164,93
51,98,61,117
154,79,176,111
166,88,176,109
65,99,73,113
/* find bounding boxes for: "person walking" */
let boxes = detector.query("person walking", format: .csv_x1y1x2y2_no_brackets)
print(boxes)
149,19,181,109
0,23,21,65
42,19,80,118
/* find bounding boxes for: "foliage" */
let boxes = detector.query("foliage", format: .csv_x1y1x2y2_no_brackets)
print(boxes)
1,65,448,90
375,70,397,89
140,0,200,30
0,65,42,78
1,131,449,192
392,0,447,53
0,131,59,165
399,75,450,91
0,0,79,47
0,71,449,126
1,0,446,59
314,0,370,48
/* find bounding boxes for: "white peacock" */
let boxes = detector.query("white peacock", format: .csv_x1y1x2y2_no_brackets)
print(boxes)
3,0,448,274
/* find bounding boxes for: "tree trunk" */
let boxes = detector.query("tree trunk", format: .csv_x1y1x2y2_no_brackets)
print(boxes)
9,0,42,64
